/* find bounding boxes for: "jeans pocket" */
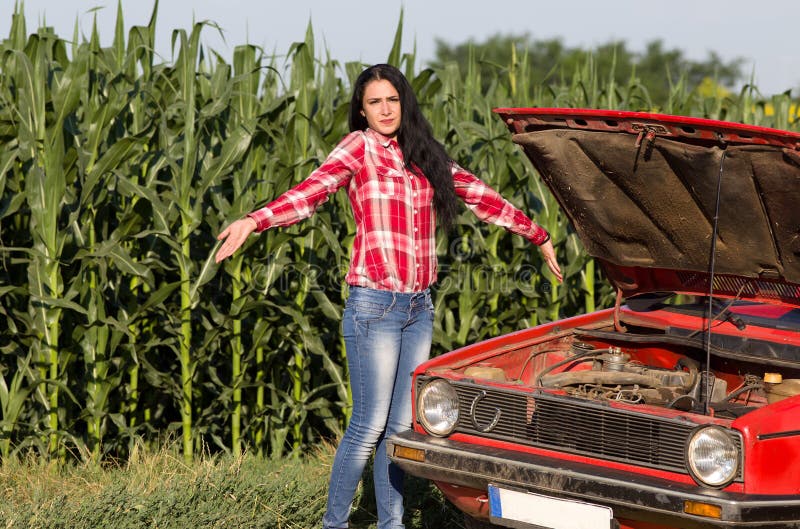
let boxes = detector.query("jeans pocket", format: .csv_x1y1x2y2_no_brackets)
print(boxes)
349,299,388,324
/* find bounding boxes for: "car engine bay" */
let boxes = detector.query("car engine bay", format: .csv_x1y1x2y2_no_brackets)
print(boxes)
458,330,800,420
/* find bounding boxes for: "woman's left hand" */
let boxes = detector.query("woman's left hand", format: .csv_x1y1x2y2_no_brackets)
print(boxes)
538,240,563,283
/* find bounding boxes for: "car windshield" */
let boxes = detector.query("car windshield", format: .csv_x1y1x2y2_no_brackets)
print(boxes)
626,293,800,332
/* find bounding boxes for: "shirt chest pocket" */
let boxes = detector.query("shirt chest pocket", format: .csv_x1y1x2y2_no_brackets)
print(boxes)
373,166,405,197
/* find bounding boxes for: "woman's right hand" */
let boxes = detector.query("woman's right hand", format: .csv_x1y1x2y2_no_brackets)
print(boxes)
215,216,258,263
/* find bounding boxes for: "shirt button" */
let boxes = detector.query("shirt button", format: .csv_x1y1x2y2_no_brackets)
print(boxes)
414,227,418,232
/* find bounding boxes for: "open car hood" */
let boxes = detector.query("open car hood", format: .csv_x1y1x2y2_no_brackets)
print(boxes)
496,108,800,306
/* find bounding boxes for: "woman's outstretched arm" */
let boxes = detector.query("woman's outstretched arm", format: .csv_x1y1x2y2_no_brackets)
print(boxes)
452,167,562,283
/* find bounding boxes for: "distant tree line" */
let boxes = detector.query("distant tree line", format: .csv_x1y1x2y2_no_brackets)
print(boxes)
433,34,749,106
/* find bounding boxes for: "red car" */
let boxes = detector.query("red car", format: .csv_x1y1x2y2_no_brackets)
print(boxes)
388,108,800,529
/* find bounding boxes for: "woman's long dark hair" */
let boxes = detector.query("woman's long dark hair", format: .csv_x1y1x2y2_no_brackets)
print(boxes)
349,64,459,232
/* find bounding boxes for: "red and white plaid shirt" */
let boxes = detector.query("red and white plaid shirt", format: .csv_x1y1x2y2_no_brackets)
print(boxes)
249,128,548,293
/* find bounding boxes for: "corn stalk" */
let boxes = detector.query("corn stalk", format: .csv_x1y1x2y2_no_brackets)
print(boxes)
13,30,74,457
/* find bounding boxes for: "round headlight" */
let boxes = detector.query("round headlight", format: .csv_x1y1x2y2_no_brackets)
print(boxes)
686,426,740,488
417,379,459,437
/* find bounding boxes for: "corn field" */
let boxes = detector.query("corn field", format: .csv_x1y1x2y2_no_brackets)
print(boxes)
1,4,798,464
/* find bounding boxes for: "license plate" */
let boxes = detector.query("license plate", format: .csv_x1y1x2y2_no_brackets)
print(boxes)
488,484,613,529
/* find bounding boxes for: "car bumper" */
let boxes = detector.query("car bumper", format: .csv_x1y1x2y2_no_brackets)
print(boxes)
387,430,800,529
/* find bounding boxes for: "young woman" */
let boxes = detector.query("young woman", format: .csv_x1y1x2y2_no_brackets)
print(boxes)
215,64,561,529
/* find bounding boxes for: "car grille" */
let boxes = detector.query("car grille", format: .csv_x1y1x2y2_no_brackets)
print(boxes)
418,377,743,479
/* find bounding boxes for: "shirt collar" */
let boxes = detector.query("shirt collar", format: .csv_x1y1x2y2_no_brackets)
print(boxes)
365,127,398,149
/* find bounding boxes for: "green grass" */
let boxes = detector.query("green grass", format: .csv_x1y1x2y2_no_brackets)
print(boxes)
0,440,463,529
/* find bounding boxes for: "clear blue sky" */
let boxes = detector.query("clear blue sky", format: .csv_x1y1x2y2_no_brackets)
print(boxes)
3,0,798,95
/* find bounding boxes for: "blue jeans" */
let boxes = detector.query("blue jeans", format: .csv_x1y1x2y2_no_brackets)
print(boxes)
322,286,434,529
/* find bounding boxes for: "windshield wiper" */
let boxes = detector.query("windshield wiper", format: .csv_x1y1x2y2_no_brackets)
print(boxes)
711,298,746,331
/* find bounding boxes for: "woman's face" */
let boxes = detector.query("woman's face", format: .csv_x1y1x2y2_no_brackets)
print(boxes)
360,79,401,138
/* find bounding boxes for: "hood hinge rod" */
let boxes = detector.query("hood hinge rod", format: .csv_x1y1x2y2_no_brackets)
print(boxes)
614,289,627,333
